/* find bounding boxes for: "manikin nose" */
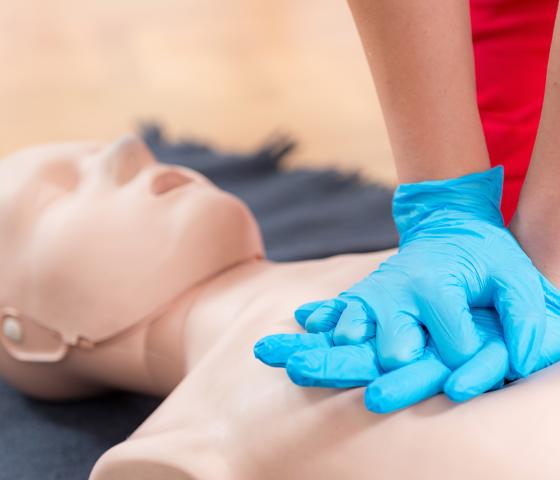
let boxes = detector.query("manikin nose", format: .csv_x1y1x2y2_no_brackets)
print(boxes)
94,134,207,193
99,134,156,185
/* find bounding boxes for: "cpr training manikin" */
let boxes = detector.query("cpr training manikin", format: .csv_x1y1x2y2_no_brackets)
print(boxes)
1,135,560,480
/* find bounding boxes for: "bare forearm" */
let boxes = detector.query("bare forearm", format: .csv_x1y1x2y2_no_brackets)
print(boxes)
512,7,560,285
348,0,490,182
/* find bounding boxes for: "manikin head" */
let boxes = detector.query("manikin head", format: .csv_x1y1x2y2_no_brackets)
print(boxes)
0,135,264,371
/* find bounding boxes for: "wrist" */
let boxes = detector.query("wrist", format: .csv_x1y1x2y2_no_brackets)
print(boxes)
509,211,560,289
393,166,505,239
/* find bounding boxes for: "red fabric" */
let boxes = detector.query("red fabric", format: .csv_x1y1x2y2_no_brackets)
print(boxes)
470,0,558,223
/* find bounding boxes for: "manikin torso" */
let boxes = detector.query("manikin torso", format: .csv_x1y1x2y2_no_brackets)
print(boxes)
0,137,558,480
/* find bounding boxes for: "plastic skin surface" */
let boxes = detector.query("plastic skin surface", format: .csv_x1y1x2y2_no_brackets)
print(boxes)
0,138,559,480
292,167,546,378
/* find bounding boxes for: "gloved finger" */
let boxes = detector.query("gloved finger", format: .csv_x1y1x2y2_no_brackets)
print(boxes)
444,339,509,402
332,301,375,345
418,283,482,369
491,378,505,391
286,340,381,388
364,352,450,414
305,299,347,333
470,307,503,342
376,311,426,371
294,300,327,328
534,275,560,372
491,270,546,377
254,332,333,367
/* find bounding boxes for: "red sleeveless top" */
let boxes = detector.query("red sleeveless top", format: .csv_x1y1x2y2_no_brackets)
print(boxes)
470,0,559,223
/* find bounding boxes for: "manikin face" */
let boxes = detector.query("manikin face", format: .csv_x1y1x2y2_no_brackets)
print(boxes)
0,135,264,345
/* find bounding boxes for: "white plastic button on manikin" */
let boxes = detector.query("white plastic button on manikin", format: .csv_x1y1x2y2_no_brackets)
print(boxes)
3,316,23,343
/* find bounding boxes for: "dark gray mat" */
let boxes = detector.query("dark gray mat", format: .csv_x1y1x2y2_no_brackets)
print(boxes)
0,127,397,480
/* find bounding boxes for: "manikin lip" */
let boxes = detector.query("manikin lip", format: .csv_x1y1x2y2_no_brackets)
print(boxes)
157,179,210,199
150,170,195,195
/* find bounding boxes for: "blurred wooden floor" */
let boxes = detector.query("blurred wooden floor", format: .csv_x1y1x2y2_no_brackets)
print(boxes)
0,0,396,184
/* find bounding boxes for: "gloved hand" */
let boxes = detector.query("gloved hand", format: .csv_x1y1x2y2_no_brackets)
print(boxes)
295,167,545,376
254,274,560,413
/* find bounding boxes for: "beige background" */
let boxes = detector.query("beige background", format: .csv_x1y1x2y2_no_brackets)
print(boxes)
0,0,396,184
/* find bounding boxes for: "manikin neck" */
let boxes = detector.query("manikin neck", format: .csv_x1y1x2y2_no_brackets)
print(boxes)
148,256,275,372
74,256,276,397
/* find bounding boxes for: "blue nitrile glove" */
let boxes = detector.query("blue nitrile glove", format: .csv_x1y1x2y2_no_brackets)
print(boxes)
254,274,560,413
295,167,545,376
